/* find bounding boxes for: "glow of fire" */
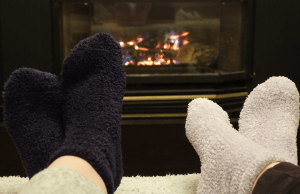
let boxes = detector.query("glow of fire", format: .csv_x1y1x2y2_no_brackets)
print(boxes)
183,40,189,45
170,31,189,39
163,44,171,49
171,39,179,50
181,31,189,36
125,61,134,66
137,37,144,43
155,42,161,49
119,42,124,47
135,45,149,51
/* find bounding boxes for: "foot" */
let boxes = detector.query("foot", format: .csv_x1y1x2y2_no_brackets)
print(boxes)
46,33,126,194
239,76,299,165
2,68,64,178
185,98,288,194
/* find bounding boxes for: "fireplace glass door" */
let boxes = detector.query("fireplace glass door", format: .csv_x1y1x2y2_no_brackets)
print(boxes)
60,0,246,76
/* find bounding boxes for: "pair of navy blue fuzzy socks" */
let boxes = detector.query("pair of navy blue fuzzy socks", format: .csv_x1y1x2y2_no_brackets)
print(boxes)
2,33,126,194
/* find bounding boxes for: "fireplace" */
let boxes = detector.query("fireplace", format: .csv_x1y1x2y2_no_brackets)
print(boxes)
52,0,254,123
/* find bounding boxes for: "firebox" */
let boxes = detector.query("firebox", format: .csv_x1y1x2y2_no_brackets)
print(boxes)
52,0,254,123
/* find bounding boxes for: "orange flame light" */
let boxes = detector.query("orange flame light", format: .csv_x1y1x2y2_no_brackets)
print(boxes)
183,40,190,45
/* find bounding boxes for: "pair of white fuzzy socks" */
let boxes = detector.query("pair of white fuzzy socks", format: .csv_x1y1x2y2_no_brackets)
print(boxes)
185,76,300,194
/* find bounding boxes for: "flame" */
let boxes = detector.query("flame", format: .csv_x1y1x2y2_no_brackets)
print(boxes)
128,41,134,45
181,31,189,36
170,39,179,50
119,42,125,47
183,40,189,45
170,31,189,39
137,37,144,43
124,61,134,66
164,44,171,49
135,46,149,51
155,42,161,49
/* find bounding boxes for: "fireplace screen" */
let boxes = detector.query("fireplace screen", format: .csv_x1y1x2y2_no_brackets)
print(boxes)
61,1,245,75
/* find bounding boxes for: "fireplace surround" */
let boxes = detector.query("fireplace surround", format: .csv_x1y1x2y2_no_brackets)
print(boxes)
51,0,254,124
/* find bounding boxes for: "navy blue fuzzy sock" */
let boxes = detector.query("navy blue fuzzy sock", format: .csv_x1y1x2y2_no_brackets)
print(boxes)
2,68,64,179
46,33,126,194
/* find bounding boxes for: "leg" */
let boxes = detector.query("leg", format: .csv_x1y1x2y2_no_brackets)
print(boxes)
18,165,106,194
47,155,107,194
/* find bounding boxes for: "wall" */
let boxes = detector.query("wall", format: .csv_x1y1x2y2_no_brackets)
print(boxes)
0,0,53,111
253,0,300,88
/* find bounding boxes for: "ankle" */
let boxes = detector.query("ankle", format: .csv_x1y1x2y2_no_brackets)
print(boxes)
48,155,108,194
251,162,281,193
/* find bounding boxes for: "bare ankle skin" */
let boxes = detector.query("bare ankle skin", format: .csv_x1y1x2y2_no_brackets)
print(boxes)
250,162,281,193
47,155,108,194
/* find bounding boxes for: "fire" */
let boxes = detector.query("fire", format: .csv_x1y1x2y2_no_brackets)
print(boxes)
183,40,189,45
163,44,171,50
155,42,161,49
127,41,134,45
170,31,189,40
181,31,189,36
135,46,149,51
121,31,189,66
125,61,134,66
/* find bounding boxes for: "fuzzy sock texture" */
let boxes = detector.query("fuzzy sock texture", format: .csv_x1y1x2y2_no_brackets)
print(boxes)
2,68,64,179
46,33,126,194
185,98,288,194
239,76,300,165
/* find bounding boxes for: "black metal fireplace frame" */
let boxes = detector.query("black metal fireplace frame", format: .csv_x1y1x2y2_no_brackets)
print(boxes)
51,0,255,84
51,0,255,124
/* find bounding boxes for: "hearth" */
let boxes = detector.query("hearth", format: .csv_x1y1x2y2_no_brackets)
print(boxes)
52,0,254,122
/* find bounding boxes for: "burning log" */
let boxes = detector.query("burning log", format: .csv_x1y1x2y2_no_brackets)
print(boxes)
192,43,218,67
174,42,218,67
174,44,195,63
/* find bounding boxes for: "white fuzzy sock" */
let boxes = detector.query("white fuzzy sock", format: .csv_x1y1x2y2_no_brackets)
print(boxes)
239,76,300,165
185,98,288,194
